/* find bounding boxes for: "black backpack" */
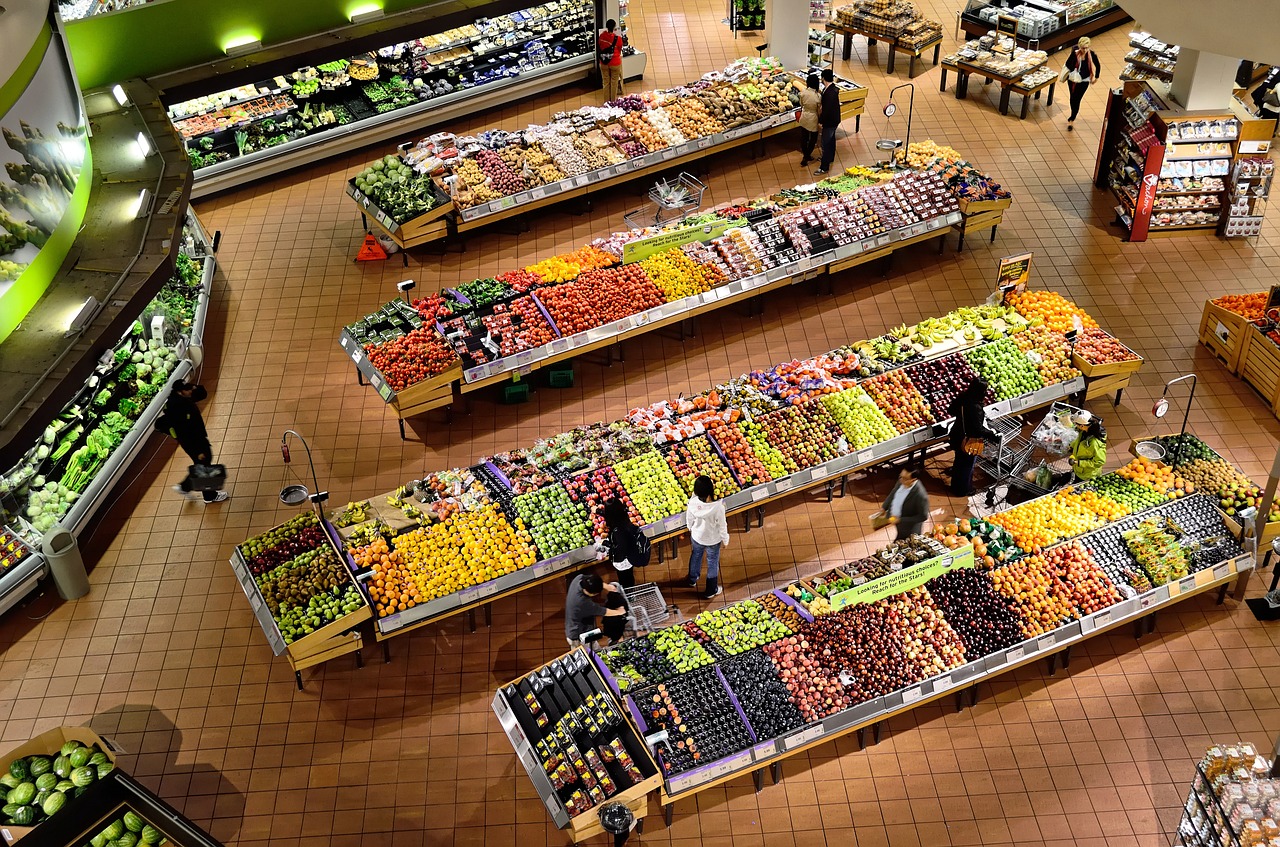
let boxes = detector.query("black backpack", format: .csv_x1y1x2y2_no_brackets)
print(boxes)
630,527,652,567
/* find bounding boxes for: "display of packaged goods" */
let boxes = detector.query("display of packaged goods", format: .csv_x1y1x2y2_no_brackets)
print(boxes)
1176,743,1280,847
175,0,595,173
946,35,1048,79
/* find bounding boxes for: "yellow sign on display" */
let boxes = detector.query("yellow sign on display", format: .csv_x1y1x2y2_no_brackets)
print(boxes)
621,219,731,264
829,544,975,610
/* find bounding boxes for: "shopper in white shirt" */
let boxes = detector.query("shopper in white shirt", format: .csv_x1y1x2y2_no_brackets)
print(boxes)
879,467,929,541
685,475,729,599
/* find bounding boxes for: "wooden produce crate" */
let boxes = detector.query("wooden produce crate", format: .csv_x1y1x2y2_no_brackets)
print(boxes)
1083,370,1135,402
1071,340,1144,378
1,727,118,844
1239,326,1280,407
1221,510,1280,547
956,195,1013,215
389,362,461,417
1198,298,1254,374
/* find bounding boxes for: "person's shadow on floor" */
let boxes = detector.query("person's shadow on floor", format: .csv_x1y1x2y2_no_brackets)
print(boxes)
90,705,243,845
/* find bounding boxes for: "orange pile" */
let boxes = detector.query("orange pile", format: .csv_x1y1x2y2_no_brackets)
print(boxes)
357,538,419,618
1006,290,1099,334
989,554,1078,637
987,491,1103,550
558,244,617,272
1212,291,1267,321
1117,457,1194,498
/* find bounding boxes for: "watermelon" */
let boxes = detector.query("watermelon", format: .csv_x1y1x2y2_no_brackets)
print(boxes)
28,757,51,777
55,779,75,792
53,755,71,778
141,824,163,844
103,819,125,839
117,833,139,847
1,803,20,818
10,804,35,826
41,791,66,816
124,811,145,832
8,760,29,781
70,766,95,787
58,741,82,757
35,773,58,792
97,762,115,779
33,789,50,807
89,752,110,767
68,747,92,768
7,782,36,806
0,774,18,790
90,835,107,847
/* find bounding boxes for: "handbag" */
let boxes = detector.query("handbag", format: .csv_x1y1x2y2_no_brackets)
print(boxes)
962,437,985,456
1059,66,1070,83
599,33,619,64
183,463,227,491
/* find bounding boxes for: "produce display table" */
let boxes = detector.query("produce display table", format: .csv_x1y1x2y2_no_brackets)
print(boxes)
495,483,1255,829
950,195,1012,251
1010,75,1057,120
227,513,372,689
825,23,943,76
941,59,1049,117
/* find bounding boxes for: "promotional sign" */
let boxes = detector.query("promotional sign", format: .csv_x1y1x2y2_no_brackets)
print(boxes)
829,544,975,610
621,218,730,264
996,252,1033,302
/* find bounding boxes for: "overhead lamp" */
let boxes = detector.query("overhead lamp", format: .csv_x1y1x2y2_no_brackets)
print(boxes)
65,296,100,335
134,189,153,219
223,36,262,57
135,131,152,158
111,84,128,107
349,3,385,23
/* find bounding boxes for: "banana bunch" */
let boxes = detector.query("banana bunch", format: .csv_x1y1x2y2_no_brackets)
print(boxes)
908,318,951,348
889,324,911,340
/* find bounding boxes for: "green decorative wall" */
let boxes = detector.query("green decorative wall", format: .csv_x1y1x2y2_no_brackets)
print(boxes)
65,0,443,90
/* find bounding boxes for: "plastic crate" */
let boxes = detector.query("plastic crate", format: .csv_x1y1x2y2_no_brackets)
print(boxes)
547,363,574,388
503,382,532,403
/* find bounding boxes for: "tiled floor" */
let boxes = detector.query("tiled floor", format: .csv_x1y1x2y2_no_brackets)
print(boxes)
4,2,1280,845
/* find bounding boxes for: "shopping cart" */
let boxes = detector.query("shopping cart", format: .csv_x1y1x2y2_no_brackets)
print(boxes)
623,173,707,230
621,582,681,636
975,414,1031,510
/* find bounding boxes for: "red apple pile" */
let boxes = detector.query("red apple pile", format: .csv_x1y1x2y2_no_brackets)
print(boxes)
751,402,846,470
907,353,996,417
562,467,642,536
1074,328,1140,365
663,436,739,497
859,370,936,432
705,420,773,486
1042,541,1122,615
364,325,458,389
762,635,851,721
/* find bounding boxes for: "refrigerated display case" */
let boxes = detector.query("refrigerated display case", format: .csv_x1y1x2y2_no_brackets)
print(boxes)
0,209,216,617
958,0,1130,52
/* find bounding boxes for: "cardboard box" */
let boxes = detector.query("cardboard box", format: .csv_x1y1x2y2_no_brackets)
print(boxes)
0,726,117,844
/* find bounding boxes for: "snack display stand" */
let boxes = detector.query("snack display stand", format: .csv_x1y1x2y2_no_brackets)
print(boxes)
1174,743,1279,846
228,514,372,688
1121,31,1178,84
1095,80,1277,242
493,650,662,840
496,486,1254,830
828,2,944,77
346,64,868,251
0,210,216,619
939,36,1059,119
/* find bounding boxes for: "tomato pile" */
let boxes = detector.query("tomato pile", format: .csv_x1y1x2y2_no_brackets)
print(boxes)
365,326,458,389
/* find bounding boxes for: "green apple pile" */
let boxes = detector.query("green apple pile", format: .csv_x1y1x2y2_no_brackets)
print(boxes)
820,387,898,448
694,600,791,655
736,420,794,479
650,626,714,673
614,452,688,524
512,485,592,558
964,338,1043,401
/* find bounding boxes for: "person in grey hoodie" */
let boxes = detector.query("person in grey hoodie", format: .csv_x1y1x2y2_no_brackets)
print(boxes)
878,467,929,541
685,475,729,599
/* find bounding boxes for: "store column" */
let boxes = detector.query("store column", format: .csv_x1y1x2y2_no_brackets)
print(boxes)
1169,48,1240,110
766,0,809,71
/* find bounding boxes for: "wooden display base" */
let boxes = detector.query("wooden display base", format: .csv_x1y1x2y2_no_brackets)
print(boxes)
1083,371,1133,405
940,60,1052,118
826,22,943,76
1239,325,1280,406
1198,299,1253,374
951,207,1005,251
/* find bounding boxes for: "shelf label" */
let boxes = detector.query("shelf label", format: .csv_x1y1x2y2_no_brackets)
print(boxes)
545,794,560,817
810,464,829,479
932,673,954,693
774,478,792,493
376,382,393,402
783,725,823,750
531,187,547,200
574,175,589,188
549,339,571,354
697,137,712,149
752,741,777,762
1037,634,1056,652
901,685,923,704
751,487,770,502
532,560,554,578
1179,574,1197,593
1006,646,1025,662
1088,609,1112,631
1213,563,1230,580
492,691,510,719
351,349,364,365
661,149,677,160
856,449,874,465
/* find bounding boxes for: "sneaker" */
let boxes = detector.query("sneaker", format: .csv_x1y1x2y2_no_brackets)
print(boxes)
702,585,723,600
205,491,229,503
173,485,198,501
813,168,829,175
685,577,699,589
1067,125,1074,132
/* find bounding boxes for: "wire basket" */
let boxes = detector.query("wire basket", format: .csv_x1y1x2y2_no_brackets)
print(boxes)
623,582,680,633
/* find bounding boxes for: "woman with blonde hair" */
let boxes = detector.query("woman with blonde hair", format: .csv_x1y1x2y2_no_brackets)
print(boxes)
1064,36,1101,130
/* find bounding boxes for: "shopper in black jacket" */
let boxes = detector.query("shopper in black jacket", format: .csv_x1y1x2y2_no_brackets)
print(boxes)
815,69,841,175
599,498,645,588
947,379,999,497
154,381,227,503
1064,37,1101,129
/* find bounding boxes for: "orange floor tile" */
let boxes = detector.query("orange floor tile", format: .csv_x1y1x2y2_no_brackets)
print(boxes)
3,0,1280,845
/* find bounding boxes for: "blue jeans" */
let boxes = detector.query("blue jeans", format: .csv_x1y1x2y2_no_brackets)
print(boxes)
687,541,721,582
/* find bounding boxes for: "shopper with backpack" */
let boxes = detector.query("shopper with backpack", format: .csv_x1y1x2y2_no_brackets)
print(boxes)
598,498,651,588
598,19,625,102
685,475,729,599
